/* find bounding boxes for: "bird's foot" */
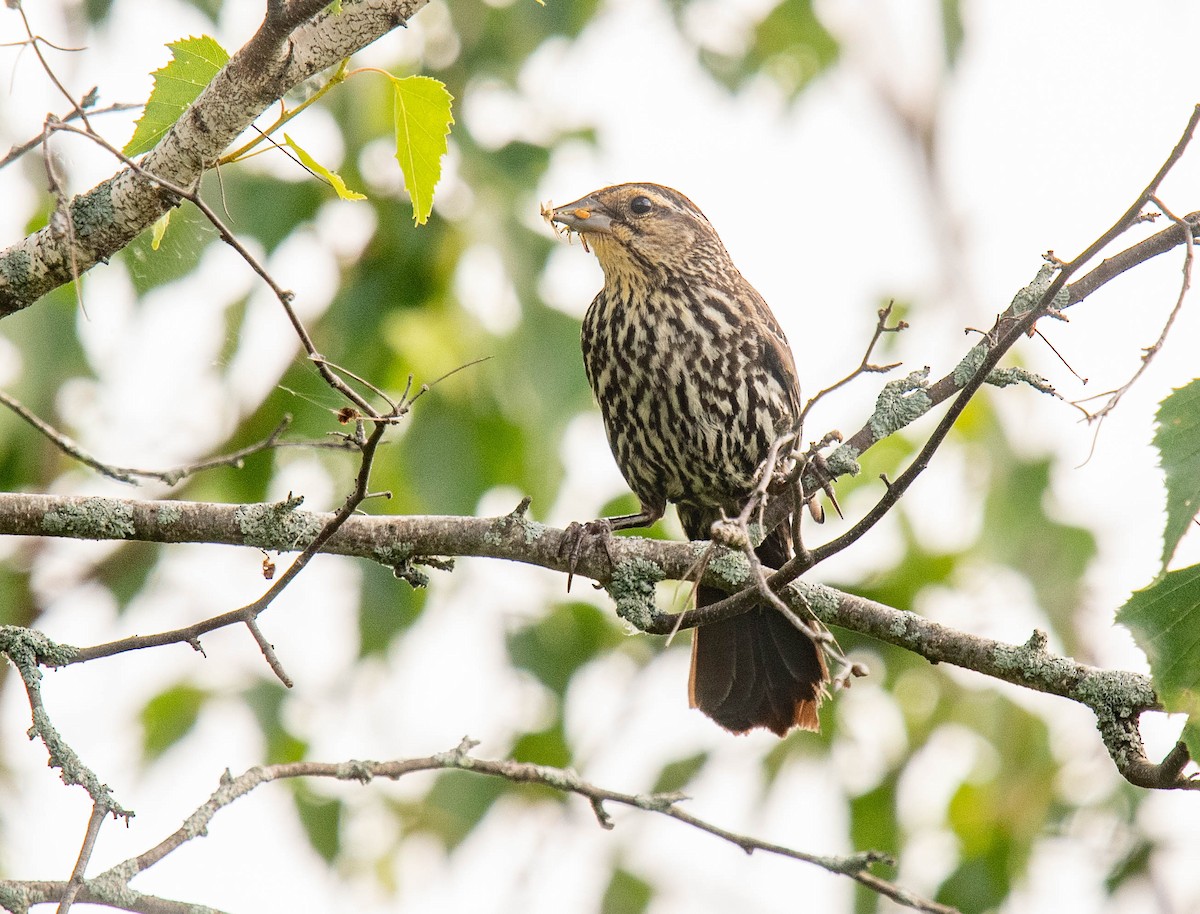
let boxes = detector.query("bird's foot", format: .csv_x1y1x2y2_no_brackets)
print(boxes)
804,439,844,521
560,517,615,592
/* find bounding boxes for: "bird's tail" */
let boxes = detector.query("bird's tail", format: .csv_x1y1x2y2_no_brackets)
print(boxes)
685,523,829,736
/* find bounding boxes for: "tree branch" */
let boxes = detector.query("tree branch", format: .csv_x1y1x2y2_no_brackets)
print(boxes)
665,106,1200,640
0,739,959,914
0,490,1190,788
0,0,429,316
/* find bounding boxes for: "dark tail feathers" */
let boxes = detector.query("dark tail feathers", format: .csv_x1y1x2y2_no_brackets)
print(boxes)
686,526,828,736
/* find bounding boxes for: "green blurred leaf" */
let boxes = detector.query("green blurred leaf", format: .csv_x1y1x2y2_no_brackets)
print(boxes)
294,784,343,862
216,170,325,252
0,567,34,628
398,401,524,514
940,0,965,68
140,683,207,761
511,722,572,769
691,0,838,97
123,205,212,294
125,36,230,157
396,771,507,850
978,431,1096,654
848,513,962,614
1184,718,1200,764
1154,379,1200,568
1117,563,1200,759
507,602,623,695
849,776,899,914
389,75,454,225
98,541,157,610
244,680,309,764
601,867,653,914
359,561,426,657
283,132,367,201
939,852,1011,913
939,700,1056,910
650,751,708,794
1106,838,1152,893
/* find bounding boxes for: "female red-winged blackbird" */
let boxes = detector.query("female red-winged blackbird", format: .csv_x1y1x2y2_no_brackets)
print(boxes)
550,183,828,736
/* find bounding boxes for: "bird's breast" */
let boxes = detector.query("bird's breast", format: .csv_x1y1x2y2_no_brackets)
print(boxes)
581,284,797,510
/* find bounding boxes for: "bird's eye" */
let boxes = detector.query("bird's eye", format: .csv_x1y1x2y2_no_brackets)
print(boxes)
630,196,653,215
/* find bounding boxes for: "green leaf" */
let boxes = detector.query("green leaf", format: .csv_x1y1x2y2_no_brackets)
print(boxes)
1117,563,1200,758
511,722,572,768
1154,379,1200,568
693,0,838,98
283,133,367,201
600,867,653,914
507,602,624,695
940,0,965,67
140,683,207,761
150,211,171,250
650,751,708,794
293,784,343,862
1106,838,1153,893
125,35,230,157
244,679,309,763
389,75,454,225
396,771,507,850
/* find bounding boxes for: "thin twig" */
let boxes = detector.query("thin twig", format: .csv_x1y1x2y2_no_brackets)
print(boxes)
56,801,109,914
0,102,141,170
0,739,953,914
666,104,1200,634
245,619,293,687
0,392,298,485
799,302,906,424
14,4,92,131
47,100,379,417
1071,196,1195,425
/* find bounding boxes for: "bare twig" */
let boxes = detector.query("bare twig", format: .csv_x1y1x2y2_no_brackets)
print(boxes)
799,301,906,423
0,102,141,170
0,393,299,485
13,3,93,131
667,105,1200,636
0,739,958,914
1071,197,1195,425
245,618,293,687
0,0,428,315
56,801,109,914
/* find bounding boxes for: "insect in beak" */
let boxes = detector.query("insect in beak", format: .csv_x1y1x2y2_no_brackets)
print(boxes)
541,199,591,252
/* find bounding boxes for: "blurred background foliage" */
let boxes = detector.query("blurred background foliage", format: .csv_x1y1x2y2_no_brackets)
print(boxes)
0,0,1183,912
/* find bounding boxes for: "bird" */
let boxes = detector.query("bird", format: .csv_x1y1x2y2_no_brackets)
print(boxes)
548,182,829,736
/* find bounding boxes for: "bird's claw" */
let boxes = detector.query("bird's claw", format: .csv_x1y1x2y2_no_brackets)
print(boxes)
560,518,615,592
805,450,843,521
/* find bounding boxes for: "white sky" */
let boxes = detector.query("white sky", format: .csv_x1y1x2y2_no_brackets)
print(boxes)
1,1,1200,912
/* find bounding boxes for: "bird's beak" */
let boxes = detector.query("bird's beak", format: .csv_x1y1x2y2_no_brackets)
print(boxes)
549,196,614,235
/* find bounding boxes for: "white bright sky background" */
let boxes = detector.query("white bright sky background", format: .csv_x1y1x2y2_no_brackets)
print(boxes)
1,1,1200,912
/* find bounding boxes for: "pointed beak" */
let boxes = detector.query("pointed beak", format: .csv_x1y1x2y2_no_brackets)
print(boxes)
550,196,614,235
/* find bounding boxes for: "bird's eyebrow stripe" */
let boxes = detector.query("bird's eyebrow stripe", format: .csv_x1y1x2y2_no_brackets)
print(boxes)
650,187,708,222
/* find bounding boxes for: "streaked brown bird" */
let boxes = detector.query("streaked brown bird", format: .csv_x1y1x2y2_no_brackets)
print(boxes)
550,182,828,736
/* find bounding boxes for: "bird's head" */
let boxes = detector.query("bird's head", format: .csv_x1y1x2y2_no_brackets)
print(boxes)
547,183,728,283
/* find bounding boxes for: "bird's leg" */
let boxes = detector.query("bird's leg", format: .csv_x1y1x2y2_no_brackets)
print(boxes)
561,503,664,592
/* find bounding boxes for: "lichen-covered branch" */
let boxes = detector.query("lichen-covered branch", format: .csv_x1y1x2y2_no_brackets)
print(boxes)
0,0,429,316
0,489,1189,788
0,626,130,815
